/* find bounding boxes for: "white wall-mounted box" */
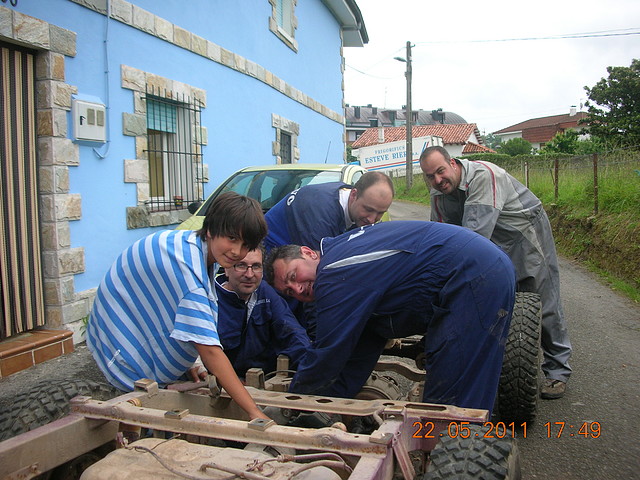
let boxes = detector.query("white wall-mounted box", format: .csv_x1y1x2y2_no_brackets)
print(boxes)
72,99,106,142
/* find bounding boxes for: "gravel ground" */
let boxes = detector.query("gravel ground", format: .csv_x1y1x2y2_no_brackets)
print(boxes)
0,343,109,411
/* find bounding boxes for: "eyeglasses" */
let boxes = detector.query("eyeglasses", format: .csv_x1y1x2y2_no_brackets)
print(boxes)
233,263,263,273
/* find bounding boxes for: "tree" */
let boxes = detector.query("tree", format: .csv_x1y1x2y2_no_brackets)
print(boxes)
583,58,640,147
540,130,580,154
346,144,358,163
482,133,502,150
498,137,532,156
540,130,606,155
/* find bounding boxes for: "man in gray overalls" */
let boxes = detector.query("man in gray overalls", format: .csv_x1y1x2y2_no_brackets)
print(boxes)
420,145,572,399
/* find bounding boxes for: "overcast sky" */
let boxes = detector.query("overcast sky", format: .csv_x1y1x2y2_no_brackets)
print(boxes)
343,0,640,135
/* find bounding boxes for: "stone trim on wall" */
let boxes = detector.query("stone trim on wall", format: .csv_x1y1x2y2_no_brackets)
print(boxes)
69,0,343,125
0,6,90,341
271,113,300,164
120,65,208,229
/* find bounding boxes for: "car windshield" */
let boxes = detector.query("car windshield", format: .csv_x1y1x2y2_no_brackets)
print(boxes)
199,169,343,214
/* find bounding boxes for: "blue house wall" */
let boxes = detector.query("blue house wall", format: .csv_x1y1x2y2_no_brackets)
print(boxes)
1,0,364,338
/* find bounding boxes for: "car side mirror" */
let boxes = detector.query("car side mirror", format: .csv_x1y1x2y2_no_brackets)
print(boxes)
187,202,202,214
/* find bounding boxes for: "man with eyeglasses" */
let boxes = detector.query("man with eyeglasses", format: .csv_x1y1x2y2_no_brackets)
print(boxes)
214,246,311,378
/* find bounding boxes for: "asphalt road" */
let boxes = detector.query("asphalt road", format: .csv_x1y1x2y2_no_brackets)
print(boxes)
389,200,640,479
1,201,638,478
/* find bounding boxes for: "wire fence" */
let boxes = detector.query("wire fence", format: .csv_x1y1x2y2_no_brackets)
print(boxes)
497,148,640,216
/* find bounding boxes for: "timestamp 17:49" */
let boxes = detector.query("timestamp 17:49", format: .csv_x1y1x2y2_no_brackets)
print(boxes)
411,421,602,439
544,421,601,438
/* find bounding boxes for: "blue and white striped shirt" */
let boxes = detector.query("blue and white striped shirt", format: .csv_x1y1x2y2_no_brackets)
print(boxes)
86,230,219,391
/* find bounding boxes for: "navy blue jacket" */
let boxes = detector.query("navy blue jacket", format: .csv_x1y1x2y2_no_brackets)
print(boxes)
288,221,516,412
216,278,311,377
264,182,352,252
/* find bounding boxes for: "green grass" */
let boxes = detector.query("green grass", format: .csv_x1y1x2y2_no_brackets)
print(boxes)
392,175,431,203
520,161,640,216
579,261,640,304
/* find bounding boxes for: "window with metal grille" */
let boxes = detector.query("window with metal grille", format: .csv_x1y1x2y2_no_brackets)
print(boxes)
144,87,204,211
280,132,292,164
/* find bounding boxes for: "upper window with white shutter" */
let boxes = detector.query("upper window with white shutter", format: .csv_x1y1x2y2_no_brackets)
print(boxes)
269,0,298,51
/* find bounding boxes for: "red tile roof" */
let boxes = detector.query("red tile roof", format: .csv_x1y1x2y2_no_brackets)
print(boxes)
493,112,588,134
351,124,481,148
463,143,496,154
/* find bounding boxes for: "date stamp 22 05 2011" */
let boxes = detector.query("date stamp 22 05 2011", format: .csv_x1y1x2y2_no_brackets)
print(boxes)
411,421,602,439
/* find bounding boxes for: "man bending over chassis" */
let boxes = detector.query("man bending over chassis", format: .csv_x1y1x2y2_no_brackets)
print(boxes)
265,221,516,413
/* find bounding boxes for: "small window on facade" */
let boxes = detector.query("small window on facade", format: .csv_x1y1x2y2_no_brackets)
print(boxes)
270,0,298,50
276,0,293,36
272,114,299,164
369,118,378,127
145,89,204,211
280,131,292,164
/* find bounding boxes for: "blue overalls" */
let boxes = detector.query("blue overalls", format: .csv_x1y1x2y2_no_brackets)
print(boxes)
216,278,311,377
264,182,351,252
265,182,353,339
288,221,516,413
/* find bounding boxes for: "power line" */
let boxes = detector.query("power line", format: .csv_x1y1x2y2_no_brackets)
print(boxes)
345,27,640,80
345,64,402,80
415,28,640,45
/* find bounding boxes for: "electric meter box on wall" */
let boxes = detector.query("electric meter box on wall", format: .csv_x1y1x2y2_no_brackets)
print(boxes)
72,99,107,143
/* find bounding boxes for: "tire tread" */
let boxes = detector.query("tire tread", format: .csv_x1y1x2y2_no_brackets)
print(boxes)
497,292,543,424
0,379,120,441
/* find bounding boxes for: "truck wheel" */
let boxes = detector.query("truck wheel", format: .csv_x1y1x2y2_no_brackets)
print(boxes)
0,379,121,441
497,291,542,424
423,424,521,479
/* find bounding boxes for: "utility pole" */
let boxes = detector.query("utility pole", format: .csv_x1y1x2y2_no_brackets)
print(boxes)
404,41,413,190
394,41,413,191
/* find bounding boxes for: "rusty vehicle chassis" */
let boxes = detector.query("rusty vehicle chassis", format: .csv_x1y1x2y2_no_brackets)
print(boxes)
0,372,488,480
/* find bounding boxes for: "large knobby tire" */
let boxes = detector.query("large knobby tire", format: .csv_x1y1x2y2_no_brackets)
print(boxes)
0,379,121,441
497,291,542,424
423,424,521,480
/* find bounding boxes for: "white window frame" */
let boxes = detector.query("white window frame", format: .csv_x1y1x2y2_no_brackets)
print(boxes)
269,0,298,51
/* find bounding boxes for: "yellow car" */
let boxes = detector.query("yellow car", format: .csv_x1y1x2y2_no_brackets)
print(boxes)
177,163,370,230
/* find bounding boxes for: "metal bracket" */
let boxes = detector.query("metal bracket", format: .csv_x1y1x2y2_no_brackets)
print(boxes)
133,379,159,396
248,418,276,431
164,409,189,420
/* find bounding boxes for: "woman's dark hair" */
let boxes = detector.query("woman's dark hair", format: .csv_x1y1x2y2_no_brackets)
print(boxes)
197,192,267,250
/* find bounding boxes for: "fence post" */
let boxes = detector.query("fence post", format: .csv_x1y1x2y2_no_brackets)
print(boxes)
593,153,599,215
525,161,529,188
554,157,559,201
